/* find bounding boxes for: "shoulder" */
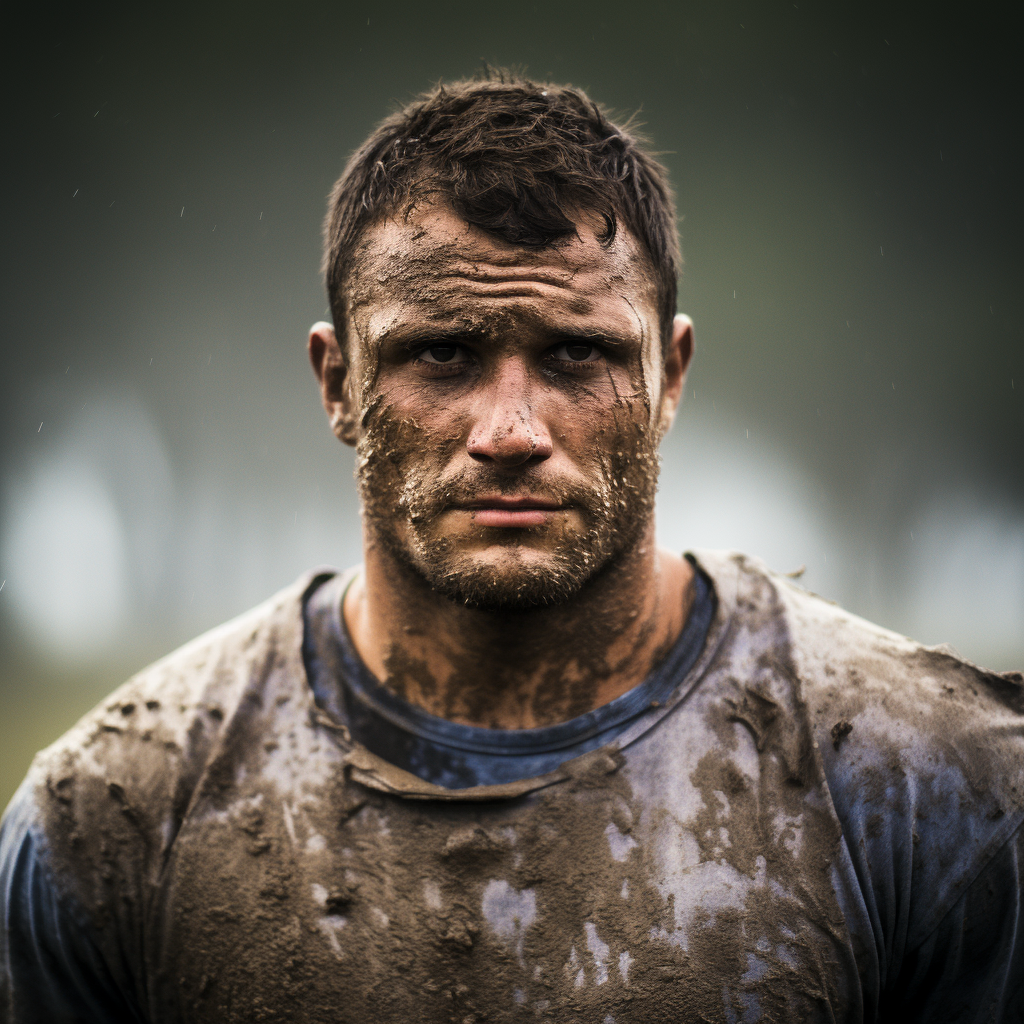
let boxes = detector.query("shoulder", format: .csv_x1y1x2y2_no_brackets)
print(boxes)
693,548,1024,801
695,550,1024,953
13,571,330,920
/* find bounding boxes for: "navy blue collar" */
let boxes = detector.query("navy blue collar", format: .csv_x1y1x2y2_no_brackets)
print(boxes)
303,558,715,789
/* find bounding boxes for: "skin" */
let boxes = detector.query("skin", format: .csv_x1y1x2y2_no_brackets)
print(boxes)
309,204,695,729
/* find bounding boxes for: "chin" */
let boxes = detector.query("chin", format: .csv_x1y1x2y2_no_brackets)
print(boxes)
370,497,653,611
414,544,611,611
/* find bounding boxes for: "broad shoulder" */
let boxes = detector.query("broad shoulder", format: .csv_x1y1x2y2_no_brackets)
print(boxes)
766,557,1024,798
32,569,322,773
13,571,329,911
695,549,1024,949
694,548,1023,762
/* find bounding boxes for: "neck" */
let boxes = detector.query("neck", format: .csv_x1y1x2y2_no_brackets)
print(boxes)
343,527,694,729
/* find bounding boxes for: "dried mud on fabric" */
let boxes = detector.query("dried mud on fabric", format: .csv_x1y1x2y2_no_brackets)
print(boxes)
25,553,1024,1021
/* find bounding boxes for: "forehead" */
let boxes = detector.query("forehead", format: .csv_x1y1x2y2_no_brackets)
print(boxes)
344,205,659,344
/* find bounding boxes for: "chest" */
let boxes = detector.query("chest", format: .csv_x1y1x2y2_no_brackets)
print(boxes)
147,734,856,1024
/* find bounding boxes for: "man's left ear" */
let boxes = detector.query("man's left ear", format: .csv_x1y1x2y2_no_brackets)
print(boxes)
658,314,695,436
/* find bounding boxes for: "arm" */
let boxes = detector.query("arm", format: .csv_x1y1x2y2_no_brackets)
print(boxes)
1,780,142,1024
882,821,1024,1023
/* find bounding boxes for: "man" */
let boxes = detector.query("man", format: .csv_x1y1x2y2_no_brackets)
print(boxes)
2,73,1023,1023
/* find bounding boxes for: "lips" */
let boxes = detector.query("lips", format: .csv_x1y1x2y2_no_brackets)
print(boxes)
457,495,565,528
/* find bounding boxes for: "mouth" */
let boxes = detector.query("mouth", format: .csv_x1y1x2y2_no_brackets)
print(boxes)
456,494,566,529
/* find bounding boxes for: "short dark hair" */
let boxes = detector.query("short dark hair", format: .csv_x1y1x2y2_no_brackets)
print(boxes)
323,70,680,353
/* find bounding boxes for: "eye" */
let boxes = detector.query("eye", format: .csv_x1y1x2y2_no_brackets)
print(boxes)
417,343,468,365
551,342,601,363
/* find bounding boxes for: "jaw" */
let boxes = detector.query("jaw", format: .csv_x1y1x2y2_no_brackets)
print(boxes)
358,422,662,613
365,502,656,614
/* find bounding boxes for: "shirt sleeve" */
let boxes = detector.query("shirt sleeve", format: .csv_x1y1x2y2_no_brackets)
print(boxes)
883,820,1024,1023
1,779,142,1024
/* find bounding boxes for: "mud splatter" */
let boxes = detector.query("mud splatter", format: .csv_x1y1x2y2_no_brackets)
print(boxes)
23,556,924,1023
336,205,687,728
24,551,1024,1022
830,720,853,750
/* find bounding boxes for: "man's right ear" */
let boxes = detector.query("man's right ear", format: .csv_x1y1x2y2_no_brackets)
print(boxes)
308,321,359,446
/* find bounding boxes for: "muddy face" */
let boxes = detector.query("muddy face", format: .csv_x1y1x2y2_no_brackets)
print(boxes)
343,205,666,611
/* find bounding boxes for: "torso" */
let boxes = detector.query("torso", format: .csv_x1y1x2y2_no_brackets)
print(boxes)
22,553,1024,1022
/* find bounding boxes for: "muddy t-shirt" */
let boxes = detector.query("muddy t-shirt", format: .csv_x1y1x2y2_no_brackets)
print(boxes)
302,563,716,789
2,551,1024,1023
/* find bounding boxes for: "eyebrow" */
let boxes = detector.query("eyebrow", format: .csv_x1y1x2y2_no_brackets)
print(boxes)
544,329,636,351
376,324,639,353
375,326,488,352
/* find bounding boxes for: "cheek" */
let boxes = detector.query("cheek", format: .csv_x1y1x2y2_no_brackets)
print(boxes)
396,401,466,465
356,404,415,509
639,350,660,422
601,405,660,496
356,401,460,507
563,379,649,450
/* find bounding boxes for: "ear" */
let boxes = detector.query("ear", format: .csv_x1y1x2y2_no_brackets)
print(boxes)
308,321,359,445
658,314,695,437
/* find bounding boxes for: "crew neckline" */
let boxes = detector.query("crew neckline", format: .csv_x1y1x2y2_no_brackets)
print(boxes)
302,555,716,787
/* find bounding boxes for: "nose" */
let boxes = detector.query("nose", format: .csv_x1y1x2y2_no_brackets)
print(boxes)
466,360,553,467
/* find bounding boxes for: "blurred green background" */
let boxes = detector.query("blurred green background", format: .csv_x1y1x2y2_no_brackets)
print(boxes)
2,0,1022,809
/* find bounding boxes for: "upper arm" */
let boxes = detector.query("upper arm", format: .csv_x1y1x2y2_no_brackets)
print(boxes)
880,821,1024,1023
1,780,142,1024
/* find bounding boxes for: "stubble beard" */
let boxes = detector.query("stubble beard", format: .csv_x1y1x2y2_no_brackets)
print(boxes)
356,408,661,612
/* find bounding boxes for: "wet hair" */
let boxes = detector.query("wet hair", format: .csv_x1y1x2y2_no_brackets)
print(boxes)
323,70,679,352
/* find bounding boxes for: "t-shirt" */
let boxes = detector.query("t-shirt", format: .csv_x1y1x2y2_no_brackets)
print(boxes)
2,551,1023,1023
302,561,716,789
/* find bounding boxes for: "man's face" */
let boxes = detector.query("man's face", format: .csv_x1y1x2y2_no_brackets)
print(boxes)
320,205,688,610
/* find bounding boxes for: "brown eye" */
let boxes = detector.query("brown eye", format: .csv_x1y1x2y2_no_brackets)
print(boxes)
553,343,599,363
418,344,466,364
